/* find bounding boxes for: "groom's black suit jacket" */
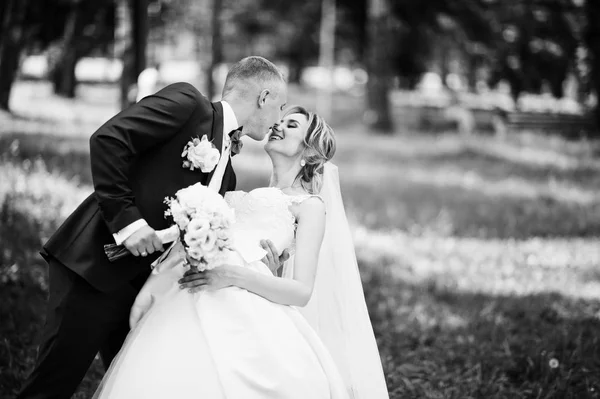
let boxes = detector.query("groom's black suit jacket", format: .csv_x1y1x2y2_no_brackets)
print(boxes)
43,82,236,292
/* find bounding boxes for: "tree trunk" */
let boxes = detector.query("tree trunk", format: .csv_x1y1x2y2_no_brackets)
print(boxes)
0,0,11,53
0,44,19,111
0,0,29,111
439,41,449,87
51,2,80,98
51,51,79,98
585,0,600,130
287,30,311,84
117,0,134,110
117,0,147,110
365,0,393,133
208,0,223,100
317,0,336,121
132,0,148,82
467,53,478,92
288,53,305,84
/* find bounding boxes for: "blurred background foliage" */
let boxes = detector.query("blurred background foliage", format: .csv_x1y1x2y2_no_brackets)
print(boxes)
1,0,600,131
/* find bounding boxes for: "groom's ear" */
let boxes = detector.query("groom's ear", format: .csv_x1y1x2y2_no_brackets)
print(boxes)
258,89,270,108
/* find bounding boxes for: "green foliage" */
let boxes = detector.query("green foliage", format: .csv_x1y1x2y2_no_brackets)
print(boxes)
23,0,115,56
8,0,597,104
486,1,581,98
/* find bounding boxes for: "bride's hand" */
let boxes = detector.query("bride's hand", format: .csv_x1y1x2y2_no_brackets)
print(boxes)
179,265,243,294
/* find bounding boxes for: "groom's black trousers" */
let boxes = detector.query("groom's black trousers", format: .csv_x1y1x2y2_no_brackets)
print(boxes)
17,255,148,399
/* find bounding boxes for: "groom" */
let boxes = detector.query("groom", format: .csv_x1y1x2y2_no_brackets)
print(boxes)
18,56,288,399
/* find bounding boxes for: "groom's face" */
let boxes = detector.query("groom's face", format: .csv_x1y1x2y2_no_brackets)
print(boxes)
245,81,287,141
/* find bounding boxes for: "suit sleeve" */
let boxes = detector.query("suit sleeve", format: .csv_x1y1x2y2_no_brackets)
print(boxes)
90,82,206,233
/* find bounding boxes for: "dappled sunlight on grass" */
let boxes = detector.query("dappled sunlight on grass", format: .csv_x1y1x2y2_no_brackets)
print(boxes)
465,138,600,172
7,81,118,128
363,262,600,398
335,129,600,183
345,174,600,238
0,134,92,183
332,132,600,239
353,226,600,301
345,161,600,205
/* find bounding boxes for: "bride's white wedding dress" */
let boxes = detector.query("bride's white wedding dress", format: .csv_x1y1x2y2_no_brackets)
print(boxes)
93,187,349,399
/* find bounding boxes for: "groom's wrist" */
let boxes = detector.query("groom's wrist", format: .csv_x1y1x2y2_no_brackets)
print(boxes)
113,219,149,245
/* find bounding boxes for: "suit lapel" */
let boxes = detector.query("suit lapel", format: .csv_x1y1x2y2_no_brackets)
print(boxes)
207,101,224,184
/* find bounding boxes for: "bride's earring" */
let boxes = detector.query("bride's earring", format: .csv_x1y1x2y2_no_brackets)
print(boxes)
300,159,306,167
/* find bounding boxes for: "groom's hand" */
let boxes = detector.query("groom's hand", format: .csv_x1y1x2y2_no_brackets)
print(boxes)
123,225,163,257
261,240,290,275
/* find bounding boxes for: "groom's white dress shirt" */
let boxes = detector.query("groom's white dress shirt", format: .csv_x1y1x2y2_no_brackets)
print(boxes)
207,101,238,192
113,100,239,245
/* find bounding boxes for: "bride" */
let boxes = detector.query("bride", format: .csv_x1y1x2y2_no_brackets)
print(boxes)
93,106,389,399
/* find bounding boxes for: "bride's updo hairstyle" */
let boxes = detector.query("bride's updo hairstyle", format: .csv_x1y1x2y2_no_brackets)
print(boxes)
285,106,336,194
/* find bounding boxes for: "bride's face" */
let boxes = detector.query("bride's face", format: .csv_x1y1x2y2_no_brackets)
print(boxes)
264,113,309,159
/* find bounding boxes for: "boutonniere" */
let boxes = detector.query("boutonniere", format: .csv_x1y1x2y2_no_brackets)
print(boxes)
181,135,220,173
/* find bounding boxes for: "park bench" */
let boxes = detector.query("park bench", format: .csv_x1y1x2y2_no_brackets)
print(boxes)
409,105,598,137
503,112,597,137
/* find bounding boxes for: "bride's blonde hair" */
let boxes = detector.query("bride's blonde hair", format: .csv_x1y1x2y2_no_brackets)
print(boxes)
284,106,336,194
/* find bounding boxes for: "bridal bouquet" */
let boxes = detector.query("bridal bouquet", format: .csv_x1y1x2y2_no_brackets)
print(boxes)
164,183,234,271
104,183,234,269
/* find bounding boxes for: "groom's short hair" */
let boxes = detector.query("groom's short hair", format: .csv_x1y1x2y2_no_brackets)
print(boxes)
222,56,285,98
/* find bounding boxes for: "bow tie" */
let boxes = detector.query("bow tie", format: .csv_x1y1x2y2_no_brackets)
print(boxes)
228,127,243,157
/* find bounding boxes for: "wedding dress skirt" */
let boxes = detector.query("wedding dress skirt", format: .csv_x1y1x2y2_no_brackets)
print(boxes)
94,246,349,399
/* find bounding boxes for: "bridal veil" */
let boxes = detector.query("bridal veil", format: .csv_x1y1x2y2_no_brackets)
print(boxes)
284,163,389,398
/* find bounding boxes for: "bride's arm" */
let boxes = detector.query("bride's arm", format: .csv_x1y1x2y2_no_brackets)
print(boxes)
189,197,326,307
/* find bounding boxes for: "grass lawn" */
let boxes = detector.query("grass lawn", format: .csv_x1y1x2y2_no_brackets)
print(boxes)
1,81,600,398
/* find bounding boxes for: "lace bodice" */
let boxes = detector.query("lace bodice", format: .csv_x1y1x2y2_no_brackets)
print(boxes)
224,187,299,264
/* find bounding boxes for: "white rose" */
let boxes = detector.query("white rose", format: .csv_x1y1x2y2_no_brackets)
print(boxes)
187,247,204,261
216,229,229,240
210,214,224,229
177,193,202,212
174,215,189,231
200,148,220,173
216,238,228,250
176,183,217,210
187,217,210,233
185,135,220,173
184,218,210,245
190,143,210,166
168,201,189,230
200,230,218,253
212,207,234,225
